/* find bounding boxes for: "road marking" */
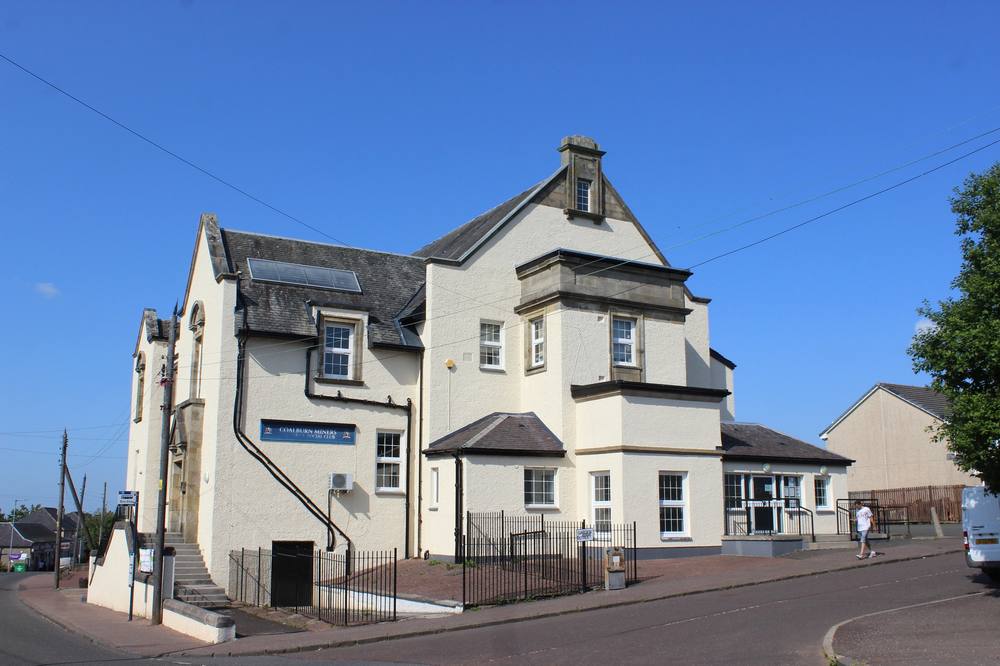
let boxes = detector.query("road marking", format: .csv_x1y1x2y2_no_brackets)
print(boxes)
821,591,987,665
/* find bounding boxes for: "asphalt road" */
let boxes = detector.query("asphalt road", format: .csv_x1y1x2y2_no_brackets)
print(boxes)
296,553,999,665
0,572,129,665
2,554,997,665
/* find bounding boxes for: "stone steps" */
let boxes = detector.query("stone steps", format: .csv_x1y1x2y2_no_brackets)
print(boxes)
164,536,230,608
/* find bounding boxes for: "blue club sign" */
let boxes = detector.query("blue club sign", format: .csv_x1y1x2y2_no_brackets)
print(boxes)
260,419,357,445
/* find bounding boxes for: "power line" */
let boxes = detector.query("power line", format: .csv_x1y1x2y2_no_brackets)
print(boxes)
686,136,1000,269
0,51,353,248
0,446,126,460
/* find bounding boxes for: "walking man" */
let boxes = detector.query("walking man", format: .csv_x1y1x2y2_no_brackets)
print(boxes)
855,500,877,559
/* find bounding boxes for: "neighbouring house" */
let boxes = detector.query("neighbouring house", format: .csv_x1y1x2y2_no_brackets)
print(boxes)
125,136,853,589
820,382,977,493
0,523,32,569
0,512,79,571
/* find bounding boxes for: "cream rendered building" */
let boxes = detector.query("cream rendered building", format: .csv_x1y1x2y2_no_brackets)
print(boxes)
126,136,850,591
821,382,976,491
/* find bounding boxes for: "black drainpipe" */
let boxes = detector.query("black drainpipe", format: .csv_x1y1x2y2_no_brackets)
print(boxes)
453,453,463,563
303,342,412,558
416,349,425,557
233,332,352,552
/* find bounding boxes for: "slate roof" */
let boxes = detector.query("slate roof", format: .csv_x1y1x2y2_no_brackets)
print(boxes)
216,229,426,348
0,523,32,548
878,383,951,421
413,174,560,261
721,422,852,465
22,508,79,534
425,412,565,457
12,522,56,543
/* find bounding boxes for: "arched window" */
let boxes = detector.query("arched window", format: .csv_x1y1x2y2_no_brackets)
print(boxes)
134,352,146,422
189,303,206,400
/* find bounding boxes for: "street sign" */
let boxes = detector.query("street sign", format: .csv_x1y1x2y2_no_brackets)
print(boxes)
118,490,138,506
576,528,594,542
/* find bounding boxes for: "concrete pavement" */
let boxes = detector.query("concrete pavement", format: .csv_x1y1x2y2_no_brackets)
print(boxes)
16,571,209,657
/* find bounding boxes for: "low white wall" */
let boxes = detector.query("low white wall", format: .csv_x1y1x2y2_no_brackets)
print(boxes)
87,526,153,618
162,600,235,643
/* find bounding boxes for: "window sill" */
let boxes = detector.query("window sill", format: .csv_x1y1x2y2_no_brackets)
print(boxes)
525,365,546,376
428,505,438,511
524,504,558,511
563,208,605,224
660,535,692,542
612,363,639,369
816,508,834,513
314,376,365,387
375,488,405,496
480,366,506,373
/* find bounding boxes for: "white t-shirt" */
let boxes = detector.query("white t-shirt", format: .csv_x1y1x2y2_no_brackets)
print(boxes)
856,506,873,532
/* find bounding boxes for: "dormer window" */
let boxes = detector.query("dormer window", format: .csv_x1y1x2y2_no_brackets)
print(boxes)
575,178,592,212
324,323,354,379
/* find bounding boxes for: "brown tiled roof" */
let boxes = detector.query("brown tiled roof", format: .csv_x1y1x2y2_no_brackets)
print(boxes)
425,412,565,457
721,423,852,465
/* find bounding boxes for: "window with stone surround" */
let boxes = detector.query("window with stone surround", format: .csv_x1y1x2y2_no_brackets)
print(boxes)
576,178,592,211
612,317,636,366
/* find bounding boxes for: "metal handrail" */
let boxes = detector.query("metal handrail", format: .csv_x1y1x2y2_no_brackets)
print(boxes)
724,497,814,538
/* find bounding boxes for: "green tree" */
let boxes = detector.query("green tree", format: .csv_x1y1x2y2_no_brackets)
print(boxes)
909,163,1000,492
1,503,42,523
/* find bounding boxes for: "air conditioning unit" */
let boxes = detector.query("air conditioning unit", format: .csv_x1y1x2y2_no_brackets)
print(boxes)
329,472,354,492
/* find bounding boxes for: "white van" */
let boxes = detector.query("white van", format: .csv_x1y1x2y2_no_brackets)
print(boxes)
962,486,1000,579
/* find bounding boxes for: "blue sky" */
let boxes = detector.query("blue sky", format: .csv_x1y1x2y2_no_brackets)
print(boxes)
2,1,1000,510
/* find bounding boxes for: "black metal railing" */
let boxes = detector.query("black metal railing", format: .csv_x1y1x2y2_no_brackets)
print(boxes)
836,498,902,539
724,498,815,541
462,511,637,608
228,547,397,626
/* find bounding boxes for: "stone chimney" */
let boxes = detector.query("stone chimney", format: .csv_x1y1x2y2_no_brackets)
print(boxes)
558,135,606,220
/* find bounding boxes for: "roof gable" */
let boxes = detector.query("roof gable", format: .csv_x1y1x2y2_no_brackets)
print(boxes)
879,383,951,421
413,168,668,267
413,171,563,262
819,382,950,438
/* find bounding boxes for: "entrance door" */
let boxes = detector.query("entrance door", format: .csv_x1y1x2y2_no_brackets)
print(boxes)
751,476,776,534
271,541,314,607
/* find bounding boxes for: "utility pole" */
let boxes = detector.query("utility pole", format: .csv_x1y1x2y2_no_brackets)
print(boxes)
98,482,107,548
54,430,67,589
7,497,20,571
74,475,87,564
150,306,178,625
65,467,96,554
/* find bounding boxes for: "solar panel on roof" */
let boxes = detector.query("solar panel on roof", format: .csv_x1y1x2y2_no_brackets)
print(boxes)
247,258,361,293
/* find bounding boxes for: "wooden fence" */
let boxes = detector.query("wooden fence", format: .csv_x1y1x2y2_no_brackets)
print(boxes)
849,485,966,523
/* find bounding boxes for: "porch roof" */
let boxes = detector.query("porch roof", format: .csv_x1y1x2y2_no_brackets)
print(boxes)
424,412,565,457
721,422,853,466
